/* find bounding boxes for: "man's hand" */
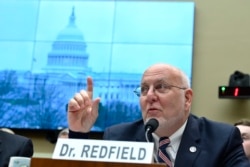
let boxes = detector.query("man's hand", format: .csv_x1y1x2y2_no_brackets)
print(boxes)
67,77,100,133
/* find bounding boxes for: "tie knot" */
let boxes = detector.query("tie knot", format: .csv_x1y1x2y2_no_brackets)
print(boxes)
159,137,170,148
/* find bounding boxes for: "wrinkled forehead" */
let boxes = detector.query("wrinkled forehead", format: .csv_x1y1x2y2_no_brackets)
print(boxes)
141,65,180,83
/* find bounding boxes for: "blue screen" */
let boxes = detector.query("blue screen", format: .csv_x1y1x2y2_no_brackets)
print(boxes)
0,0,195,131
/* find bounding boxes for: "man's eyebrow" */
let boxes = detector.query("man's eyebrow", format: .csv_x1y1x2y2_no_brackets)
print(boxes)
241,133,249,137
241,133,246,136
158,79,166,82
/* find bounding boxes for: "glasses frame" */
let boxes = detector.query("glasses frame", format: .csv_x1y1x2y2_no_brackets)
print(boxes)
133,84,187,97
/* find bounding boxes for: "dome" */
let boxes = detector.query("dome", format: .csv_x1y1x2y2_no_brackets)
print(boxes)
56,7,85,42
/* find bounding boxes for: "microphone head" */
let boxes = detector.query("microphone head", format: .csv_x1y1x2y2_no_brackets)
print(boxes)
145,118,159,133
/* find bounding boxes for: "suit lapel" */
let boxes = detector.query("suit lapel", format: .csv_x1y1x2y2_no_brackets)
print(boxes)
133,119,147,142
175,115,201,166
132,116,202,166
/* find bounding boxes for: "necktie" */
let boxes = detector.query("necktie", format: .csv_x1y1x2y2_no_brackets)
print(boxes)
158,137,172,167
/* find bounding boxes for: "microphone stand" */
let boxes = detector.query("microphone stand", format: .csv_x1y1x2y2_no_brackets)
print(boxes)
145,128,152,143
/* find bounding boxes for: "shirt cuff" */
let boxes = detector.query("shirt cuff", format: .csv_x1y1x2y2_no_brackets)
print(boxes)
69,129,89,139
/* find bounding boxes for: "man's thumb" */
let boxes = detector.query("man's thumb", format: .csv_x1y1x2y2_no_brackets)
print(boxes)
92,98,101,112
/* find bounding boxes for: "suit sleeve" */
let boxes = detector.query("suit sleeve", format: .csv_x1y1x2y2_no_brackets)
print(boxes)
18,138,34,157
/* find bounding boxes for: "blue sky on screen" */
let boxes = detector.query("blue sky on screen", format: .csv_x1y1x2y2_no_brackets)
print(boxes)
0,0,194,77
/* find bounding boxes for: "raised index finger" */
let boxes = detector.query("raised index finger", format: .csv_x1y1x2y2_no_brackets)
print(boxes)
86,76,93,99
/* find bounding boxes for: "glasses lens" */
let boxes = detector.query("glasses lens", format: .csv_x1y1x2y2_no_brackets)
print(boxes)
133,87,141,97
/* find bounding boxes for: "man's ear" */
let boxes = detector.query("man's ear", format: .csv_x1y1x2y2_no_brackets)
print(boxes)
185,89,193,109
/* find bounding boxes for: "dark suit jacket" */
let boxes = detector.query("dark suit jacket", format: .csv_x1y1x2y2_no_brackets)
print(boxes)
0,131,33,167
102,114,250,167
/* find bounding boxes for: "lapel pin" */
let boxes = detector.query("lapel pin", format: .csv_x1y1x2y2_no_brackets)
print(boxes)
189,146,197,153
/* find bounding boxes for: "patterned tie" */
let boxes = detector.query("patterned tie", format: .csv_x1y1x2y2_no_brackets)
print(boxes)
158,137,172,167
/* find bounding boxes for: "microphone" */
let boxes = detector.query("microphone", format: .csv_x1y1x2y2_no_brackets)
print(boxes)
144,118,159,142
145,118,160,163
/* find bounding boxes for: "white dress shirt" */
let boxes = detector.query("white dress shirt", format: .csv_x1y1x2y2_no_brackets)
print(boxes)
152,120,187,167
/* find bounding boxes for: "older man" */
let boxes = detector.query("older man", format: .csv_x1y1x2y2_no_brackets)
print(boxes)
67,63,249,166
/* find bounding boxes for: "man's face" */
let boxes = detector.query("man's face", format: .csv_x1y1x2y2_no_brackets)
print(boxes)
237,125,250,160
139,65,192,136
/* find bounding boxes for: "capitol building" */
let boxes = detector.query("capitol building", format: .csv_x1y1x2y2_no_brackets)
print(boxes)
18,7,142,130
0,3,194,132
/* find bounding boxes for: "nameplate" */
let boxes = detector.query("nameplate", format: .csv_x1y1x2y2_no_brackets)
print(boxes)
53,138,154,164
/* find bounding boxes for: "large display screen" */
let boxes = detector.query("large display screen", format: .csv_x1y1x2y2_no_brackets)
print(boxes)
0,0,195,131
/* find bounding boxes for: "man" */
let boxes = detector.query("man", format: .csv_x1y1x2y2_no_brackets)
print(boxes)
0,130,33,167
234,119,250,161
68,63,249,166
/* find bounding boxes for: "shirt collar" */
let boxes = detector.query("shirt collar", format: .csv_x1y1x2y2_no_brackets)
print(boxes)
153,120,187,152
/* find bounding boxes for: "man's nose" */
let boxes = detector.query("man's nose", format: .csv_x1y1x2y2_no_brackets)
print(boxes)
146,87,157,102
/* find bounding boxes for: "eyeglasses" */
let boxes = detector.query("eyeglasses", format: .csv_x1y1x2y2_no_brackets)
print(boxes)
133,83,186,97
